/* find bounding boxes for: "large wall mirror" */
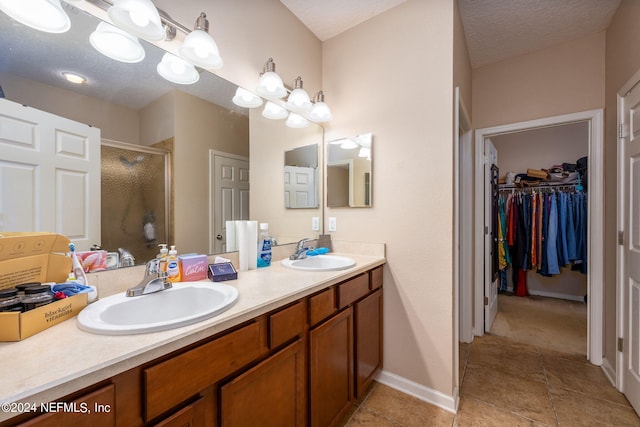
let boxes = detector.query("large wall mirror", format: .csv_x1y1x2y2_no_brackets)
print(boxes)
327,133,373,208
0,3,323,265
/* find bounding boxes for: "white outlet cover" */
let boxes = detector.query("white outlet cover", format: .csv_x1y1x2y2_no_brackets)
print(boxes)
329,217,337,232
312,216,320,231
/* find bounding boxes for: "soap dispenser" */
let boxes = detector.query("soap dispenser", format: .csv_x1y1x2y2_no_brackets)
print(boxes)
167,245,181,282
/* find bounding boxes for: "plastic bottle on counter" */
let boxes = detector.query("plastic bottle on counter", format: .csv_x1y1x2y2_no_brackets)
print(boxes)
257,223,272,268
167,245,182,282
158,244,169,272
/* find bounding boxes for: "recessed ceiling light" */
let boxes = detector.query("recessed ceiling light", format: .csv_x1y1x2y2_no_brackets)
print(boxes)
62,72,86,85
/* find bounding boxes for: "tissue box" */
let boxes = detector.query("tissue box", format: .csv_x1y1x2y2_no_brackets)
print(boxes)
208,262,237,282
179,254,208,281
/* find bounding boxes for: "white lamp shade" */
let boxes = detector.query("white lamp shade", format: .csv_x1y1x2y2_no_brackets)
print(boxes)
262,101,288,120
285,88,312,112
0,0,70,33
285,112,309,129
256,71,287,99
108,0,165,41
157,53,200,85
309,101,333,123
179,29,223,70
90,22,145,63
232,87,263,108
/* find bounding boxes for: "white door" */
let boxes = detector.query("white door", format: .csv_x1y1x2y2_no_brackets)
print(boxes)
621,81,640,412
0,99,100,250
210,152,249,254
484,139,499,331
284,165,316,208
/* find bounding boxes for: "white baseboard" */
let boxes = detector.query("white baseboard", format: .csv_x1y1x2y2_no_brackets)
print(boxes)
375,370,457,413
601,356,616,387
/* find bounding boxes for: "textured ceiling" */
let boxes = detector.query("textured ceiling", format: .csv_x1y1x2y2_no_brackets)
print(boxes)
281,0,621,68
458,0,621,68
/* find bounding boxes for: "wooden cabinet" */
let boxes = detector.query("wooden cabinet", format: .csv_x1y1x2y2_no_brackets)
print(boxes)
220,340,306,427
7,265,383,427
355,289,383,398
309,267,384,427
16,385,115,427
309,308,354,427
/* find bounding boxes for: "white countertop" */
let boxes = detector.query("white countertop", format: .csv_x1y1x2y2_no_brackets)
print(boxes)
0,250,384,421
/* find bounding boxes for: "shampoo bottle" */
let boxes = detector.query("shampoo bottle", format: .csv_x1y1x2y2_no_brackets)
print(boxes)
257,223,272,268
69,243,88,285
167,245,181,282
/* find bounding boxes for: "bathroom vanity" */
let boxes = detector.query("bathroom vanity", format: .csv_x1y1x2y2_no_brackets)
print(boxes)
0,252,384,427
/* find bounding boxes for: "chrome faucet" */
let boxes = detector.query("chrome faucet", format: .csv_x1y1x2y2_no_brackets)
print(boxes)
126,259,172,297
289,238,314,260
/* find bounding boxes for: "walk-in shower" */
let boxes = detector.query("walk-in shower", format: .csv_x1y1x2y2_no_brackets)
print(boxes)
101,141,171,266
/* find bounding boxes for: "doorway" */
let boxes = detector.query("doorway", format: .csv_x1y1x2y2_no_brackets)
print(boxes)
472,109,604,365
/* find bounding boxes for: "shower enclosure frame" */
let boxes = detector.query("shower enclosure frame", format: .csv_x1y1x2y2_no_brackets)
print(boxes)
101,139,172,260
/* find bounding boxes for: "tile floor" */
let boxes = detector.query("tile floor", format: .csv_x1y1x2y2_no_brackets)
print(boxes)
340,334,640,426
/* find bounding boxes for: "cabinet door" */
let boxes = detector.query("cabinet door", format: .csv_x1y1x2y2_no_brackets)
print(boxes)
309,308,353,427
153,396,206,427
221,339,306,427
355,289,383,398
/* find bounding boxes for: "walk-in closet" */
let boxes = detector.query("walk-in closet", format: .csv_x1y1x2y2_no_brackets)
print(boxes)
488,121,589,355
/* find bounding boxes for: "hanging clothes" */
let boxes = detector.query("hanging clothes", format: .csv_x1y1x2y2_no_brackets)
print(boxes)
498,185,588,296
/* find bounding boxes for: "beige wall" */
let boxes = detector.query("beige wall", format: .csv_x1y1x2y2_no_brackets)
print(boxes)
453,0,472,115
0,73,139,143
140,91,175,147
473,32,606,129
173,90,249,254
323,0,457,397
249,109,323,244
152,0,322,96
604,0,640,372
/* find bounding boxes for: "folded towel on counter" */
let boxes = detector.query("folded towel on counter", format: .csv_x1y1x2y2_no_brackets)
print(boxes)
306,247,330,256
52,282,93,296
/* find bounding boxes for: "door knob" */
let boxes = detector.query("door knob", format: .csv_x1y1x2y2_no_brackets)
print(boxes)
216,234,223,240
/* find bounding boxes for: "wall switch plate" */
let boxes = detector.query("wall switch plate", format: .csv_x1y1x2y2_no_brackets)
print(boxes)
328,217,337,232
312,216,320,231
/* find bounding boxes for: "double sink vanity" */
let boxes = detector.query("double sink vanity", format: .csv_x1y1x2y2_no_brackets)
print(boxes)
0,247,385,427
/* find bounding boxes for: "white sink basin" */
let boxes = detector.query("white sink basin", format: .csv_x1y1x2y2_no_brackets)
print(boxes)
281,255,356,271
77,282,238,335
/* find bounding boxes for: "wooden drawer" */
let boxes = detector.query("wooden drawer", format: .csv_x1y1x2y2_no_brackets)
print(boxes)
371,266,383,290
338,273,370,309
269,301,305,349
18,384,115,427
308,287,336,326
143,321,266,421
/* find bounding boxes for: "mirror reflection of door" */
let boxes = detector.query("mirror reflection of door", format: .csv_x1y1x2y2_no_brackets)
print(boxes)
283,144,319,209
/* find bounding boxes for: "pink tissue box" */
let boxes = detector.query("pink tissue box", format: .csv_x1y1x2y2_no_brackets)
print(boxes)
179,254,208,281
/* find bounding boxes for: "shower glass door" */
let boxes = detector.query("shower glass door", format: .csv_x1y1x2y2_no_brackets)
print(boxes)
101,141,171,266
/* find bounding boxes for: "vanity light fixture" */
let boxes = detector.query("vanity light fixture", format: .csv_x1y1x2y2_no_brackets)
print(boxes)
256,58,287,99
309,90,333,123
232,87,263,108
285,112,309,129
107,0,165,41
179,13,223,70
340,139,359,150
285,76,312,113
157,52,200,85
90,21,145,63
0,0,70,33
62,72,86,85
262,101,288,120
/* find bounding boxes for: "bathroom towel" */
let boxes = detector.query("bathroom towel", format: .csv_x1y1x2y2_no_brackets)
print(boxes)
52,282,93,297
